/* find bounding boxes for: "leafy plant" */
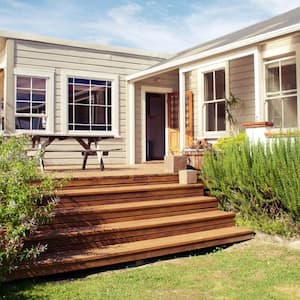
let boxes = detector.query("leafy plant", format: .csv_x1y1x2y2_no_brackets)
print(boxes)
0,135,58,280
225,93,240,126
201,134,300,236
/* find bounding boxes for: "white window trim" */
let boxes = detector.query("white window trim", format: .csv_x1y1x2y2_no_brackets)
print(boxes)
14,67,55,134
60,69,119,137
263,55,298,128
198,62,229,139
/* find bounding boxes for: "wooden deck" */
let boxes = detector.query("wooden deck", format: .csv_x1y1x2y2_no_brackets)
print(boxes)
7,164,254,281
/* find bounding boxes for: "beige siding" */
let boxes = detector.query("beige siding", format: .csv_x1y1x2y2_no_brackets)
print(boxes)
229,55,255,129
134,70,179,163
11,40,165,165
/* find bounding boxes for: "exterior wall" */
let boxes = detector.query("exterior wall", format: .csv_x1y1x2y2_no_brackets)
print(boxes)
229,55,255,129
134,70,179,163
8,39,165,165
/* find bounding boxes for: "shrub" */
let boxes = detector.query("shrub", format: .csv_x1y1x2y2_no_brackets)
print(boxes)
0,135,58,280
201,134,300,236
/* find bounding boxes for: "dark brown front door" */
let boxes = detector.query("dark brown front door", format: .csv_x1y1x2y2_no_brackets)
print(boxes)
146,93,165,160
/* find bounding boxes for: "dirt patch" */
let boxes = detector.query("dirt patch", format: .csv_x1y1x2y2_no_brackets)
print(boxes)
275,283,300,299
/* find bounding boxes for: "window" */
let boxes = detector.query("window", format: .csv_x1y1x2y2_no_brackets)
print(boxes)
15,76,47,130
265,56,297,128
68,77,112,131
204,69,226,132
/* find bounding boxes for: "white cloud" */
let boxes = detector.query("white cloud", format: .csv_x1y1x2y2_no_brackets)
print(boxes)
0,1,299,53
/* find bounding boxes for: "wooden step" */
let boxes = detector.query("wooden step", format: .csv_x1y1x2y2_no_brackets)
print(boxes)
61,174,179,189
57,183,204,207
11,227,254,280
46,196,218,227
57,183,203,197
28,211,236,252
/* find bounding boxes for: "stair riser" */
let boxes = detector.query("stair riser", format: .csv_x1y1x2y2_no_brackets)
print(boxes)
57,188,204,207
28,218,235,252
62,175,179,189
12,233,253,281
46,202,218,228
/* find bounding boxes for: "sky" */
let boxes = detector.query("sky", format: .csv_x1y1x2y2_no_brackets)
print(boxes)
0,0,300,54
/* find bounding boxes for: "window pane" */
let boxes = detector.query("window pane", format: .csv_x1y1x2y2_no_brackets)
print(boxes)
107,87,111,105
68,105,74,123
206,103,215,131
93,87,105,105
16,101,30,113
74,124,90,130
107,107,112,125
204,72,213,101
91,125,107,131
107,81,112,87
74,85,89,105
266,62,280,93
217,101,226,131
215,70,225,99
32,78,46,90
91,80,106,86
93,106,105,124
32,90,46,102
75,105,89,124
283,97,297,128
268,99,282,127
32,102,45,114
282,60,296,91
32,117,44,130
17,89,30,101
17,76,30,88
16,117,30,129
68,85,74,104
75,78,90,85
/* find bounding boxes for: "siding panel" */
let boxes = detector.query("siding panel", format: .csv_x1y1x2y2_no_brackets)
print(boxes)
14,40,165,165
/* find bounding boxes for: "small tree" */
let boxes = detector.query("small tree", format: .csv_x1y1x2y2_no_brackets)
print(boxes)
0,135,58,280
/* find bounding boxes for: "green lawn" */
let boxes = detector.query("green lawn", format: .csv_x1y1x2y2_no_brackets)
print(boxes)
1,240,300,300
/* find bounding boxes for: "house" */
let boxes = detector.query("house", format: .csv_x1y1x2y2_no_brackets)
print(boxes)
1,7,300,166
0,31,168,165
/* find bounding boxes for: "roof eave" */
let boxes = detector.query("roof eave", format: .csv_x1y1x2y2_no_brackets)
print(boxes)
0,30,170,59
127,23,300,82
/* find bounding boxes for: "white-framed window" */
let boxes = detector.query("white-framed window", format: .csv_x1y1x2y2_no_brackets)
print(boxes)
264,56,297,128
61,70,119,136
14,68,54,133
203,68,227,133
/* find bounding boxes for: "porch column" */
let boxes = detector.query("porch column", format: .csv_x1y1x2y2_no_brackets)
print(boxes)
179,70,186,151
4,39,15,133
128,81,135,165
254,47,264,121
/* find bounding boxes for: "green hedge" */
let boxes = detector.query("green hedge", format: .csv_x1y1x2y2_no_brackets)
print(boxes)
201,134,300,236
0,136,58,280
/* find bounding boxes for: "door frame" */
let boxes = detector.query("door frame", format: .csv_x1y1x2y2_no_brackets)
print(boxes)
141,86,173,162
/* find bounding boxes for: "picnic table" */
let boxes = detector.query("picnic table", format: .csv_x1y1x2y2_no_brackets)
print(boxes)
30,134,119,172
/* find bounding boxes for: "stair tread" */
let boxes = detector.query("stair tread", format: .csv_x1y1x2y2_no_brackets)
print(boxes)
31,227,253,265
57,183,203,197
56,196,217,215
34,210,235,239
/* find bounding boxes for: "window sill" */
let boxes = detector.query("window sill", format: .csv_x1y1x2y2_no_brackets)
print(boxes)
201,130,229,139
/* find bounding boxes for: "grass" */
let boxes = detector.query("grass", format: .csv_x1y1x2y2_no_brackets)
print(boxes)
1,240,300,300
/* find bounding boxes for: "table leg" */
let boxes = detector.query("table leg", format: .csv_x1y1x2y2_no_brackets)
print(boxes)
95,140,105,171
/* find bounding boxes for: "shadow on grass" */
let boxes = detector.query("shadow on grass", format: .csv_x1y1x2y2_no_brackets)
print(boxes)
0,279,50,300
0,242,240,300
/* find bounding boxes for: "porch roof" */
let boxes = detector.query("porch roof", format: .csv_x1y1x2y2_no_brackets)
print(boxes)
127,6,300,81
